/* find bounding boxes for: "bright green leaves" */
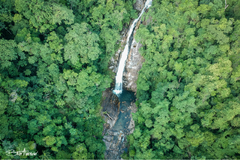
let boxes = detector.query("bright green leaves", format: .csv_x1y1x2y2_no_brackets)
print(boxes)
173,124,185,139
208,57,232,79
174,62,183,75
63,69,78,86
231,65,240,83
0,91,8,115
51,3,74,25
15,0,74,33
133,127,141,139
77,71,93,92
72,143,88,159
153,99,170,116
151,122,164,140
186,130,204,147
139,101,152,119
24,69,31,76
210,100,240,130
151,82,178,103
231,117,240,127
64,23,101,65
199,18,233,45
0,0,132,158
62,68,106,94
172,92,197,113
100,27,120,54
28,119,41,135
0,39,18,69
230,20,240,43
132,0,240,158
36,114,52,126
18,42,52,65
43,124,57,136
203,45,218,60
106,10,126,30
90,0,129,31
135,26,154,47
136,73,150,91
48,63,59,78
36,62,50,85
47,32,63,53
145,119,153,128
14,27,29,43
13,14,22,23
0,115,9,140
43,136,56,146
91,4,105,26
15,0,29,13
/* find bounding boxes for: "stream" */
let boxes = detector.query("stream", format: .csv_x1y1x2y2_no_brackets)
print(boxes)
102,90,136,159
102,0,152,159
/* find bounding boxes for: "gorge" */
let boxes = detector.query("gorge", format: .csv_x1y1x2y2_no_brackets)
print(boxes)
113,0,152,96
101,0,153,159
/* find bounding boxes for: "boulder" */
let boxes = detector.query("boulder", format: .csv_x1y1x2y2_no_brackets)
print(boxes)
133,0,146,11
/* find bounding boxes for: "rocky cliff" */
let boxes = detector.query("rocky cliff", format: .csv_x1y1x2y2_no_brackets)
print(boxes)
109,0,149,93
101,0,149,159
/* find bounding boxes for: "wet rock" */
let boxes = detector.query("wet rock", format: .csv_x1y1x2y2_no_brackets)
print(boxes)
103,140,112,150
134,0,146,11
124,37,144,92
102,123,110,136
104,135,113,142
102,90,137,159
102,0,151,158
101,88,119,129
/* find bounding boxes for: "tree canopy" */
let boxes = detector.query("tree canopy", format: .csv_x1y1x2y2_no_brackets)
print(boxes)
0,0,137,159
127,0,240,159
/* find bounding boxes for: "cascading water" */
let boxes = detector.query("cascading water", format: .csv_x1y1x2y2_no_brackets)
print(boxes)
113,0,152,96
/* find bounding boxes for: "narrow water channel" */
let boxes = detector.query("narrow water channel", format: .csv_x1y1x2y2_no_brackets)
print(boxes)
103,1,153,158
103,90,136,159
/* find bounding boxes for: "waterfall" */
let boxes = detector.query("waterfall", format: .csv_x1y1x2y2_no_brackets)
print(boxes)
113,0,152,96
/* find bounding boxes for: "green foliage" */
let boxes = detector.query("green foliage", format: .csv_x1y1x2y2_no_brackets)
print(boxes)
0,0,135,159
129,0,240,159
64,23,101,65
0,39,18,69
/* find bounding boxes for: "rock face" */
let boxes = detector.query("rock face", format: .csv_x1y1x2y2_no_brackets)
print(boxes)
101,1,149,159
101,90,137,159
101,88,120,131
108,0,151,93
109,22,145,93
123,34,144,92
134,0,145,11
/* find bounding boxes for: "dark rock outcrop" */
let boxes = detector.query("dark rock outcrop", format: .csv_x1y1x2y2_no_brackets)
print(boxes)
102,1,150,159
133,0,145,11
101,88,120,130
101,90,137,159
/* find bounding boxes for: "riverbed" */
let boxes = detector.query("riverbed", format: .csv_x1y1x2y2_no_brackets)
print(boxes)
101,89,136,159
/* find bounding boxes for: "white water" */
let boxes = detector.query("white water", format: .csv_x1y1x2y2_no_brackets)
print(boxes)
113,0,152,96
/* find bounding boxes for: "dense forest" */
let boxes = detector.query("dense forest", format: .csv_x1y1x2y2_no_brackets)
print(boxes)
125,0,240,159
0,0,240,159
0,0,137,159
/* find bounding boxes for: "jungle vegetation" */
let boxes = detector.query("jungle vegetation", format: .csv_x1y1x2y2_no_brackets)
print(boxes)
0,0,137,159
125,0,240,159
0,0,240,159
